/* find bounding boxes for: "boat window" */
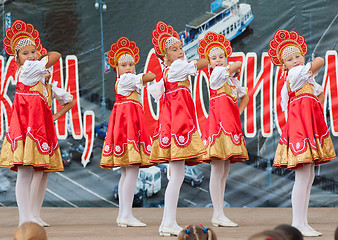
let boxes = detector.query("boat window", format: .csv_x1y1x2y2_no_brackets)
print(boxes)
226,27,229,34
230,24,233,31
225,10,230,17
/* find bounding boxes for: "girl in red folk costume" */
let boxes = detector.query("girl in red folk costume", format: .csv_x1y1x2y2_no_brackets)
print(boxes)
0,20,74,227
197,32,249,227
268,29,336,237
148,21,208,236
100,37,155,227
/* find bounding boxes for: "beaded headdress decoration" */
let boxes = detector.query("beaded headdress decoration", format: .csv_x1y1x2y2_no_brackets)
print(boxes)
268,29,308,66
151,21,181,60
107,37,140,73
3,19,46,59
197,31,232,61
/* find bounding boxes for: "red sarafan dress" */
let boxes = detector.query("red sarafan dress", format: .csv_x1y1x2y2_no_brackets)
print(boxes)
150,59,206,165
0,57,72,172
100,73,153,168
202,66,248,163
274,63,336,169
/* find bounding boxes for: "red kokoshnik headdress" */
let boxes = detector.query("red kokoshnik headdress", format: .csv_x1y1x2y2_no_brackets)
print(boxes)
3,19,46,57
268,29,308,66
197,31,232,61
107,37,140,72
151,21,181,60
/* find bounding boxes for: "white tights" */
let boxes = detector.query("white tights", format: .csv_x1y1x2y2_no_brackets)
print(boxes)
209,160,230,220
16,166,48,226
30,171,49,222
291,164,315,229
118,166,140,221
161,160,185,230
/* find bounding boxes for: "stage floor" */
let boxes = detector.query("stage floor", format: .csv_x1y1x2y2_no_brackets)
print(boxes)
0,207,337,240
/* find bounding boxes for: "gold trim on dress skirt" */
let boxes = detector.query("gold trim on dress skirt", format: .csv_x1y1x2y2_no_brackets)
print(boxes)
100,141,152,169
150,131,206,164
202,131,248,163
0,137,63,172
273,135,336,169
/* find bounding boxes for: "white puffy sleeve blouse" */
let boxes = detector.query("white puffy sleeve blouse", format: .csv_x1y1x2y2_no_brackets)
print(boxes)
116,73,143,96
210,66,247,99
280,63,323,111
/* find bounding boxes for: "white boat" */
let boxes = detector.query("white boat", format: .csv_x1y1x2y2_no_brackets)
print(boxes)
180,0,254,60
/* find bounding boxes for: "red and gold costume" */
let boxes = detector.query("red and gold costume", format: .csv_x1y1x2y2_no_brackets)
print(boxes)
269,29,336,169
149,21,206,164
100,37,152,168
0,20,72,172
197,32,248,163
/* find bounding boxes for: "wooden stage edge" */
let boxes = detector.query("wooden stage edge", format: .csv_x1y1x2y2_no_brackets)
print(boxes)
0,207,337,240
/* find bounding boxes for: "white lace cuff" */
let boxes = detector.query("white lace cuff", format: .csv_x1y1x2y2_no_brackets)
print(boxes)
52,82,73,106
148,79,165,102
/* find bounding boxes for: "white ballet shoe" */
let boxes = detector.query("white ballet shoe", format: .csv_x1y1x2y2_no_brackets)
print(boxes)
306,229,322,236
32,217,50,227
211,218,238,227
306,226,322,236
295,226,321,237
159,225,181,236
118,218,146,227
116,217,121,225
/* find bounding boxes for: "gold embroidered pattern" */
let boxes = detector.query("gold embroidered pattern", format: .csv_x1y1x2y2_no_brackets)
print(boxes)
274,135,335,169
0,137,63,172
203,131,248,163
100,141,152,168
150,131,206,163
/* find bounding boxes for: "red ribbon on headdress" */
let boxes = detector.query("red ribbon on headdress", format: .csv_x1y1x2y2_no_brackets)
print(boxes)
280,69,288,82
280,69,295,103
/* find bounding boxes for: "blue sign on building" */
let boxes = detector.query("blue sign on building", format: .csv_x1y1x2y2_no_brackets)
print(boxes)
211,0,222,12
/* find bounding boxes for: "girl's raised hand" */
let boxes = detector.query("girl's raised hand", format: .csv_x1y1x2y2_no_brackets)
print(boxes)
309,57,324,75
45,52,62,69
142,71,156,83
